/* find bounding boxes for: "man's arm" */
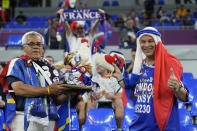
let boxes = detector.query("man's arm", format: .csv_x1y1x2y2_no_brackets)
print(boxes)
11,81,66,97
89,9,105,37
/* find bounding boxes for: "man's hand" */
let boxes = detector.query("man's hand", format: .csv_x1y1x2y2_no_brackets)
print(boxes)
168,68,180,92
50,81,67,95
112,63,123,81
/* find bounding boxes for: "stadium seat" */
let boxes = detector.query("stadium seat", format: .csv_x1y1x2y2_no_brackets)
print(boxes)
103,1,110,6
112,0,119,6
85,108,117,130
158,0,165,5
5,35,23,49
183,72,194,79
70,108,80,131
179,108,193,128
81,125,111,131
122,100,135,130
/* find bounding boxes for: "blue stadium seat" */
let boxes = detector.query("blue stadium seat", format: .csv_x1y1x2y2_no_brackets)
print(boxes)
122,100,135,130
183,72,194,80
70,109,80,131
191,100,197,117
81,125,111,131
5,35,23,49
179,108,193,127
111,14,118,21
158,0,165,5
103,1,110,6
112,0,119,6
85,108,117,130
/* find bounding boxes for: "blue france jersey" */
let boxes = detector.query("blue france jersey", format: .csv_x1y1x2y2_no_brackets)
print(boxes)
130,64,180,131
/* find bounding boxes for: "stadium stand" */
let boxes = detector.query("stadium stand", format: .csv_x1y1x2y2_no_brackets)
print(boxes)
1,0,197,131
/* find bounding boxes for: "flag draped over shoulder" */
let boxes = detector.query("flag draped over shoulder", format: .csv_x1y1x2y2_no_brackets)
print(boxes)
57,101,69,131
133,27,183,131
154,41,183,130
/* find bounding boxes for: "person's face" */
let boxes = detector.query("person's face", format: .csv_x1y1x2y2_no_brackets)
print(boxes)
139,35,156,58
76,25,85,37
46,57,54,64
96,65,108,76
22,34,44,60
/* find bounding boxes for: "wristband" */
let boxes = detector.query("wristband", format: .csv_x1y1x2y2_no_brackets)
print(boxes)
47,86,50,95
118,78,124,84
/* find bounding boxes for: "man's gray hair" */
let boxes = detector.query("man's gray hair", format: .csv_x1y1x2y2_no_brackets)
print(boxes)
22,31,44,45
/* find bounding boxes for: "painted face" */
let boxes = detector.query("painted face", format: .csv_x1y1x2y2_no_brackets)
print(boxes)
76,25,85,37
139,35,156,58
23,34,44,60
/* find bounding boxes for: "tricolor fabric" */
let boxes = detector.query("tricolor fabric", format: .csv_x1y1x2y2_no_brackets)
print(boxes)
132,27,183,130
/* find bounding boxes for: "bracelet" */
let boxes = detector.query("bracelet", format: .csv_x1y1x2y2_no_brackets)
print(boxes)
47,86,50,95
118,78,124,84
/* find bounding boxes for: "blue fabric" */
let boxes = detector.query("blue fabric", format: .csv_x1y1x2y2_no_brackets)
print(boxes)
60,9,101,22
7,59,59,131
129,65,180,131
136,29,161,38
0,109,4,131
57,101,69,131
4,93,15,130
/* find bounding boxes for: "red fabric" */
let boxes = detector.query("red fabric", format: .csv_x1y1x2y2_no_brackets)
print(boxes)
1,9,6,23
104,55,116,65
81,39,89,43
65,0,69,7
54,122,58,131
153,41,183,131
0,60,11,93
121,88,128,107
70,21,78,33
112,54,125,69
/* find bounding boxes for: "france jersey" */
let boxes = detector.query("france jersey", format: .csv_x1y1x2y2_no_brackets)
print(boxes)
130,64,180,131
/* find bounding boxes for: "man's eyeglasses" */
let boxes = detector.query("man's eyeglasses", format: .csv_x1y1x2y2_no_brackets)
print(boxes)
25,42,43,47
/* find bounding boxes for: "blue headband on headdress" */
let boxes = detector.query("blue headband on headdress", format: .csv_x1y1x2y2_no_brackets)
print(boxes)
136,29,161,38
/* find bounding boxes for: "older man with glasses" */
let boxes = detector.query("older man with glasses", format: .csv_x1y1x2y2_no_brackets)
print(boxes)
4,31,71,131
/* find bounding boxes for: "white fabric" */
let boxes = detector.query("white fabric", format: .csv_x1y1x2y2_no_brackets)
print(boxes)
92,75,122,102
10,111,55,131
66,33,94,53
132,27,161,75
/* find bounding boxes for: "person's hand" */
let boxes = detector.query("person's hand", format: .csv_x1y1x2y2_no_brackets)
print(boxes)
168,68,180,92
0,100,5,108
49,81,68,95
112,63,124,81
57,8,64,15
98,9,105,14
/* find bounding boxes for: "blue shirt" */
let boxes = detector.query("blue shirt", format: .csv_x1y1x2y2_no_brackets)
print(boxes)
130,64,180,131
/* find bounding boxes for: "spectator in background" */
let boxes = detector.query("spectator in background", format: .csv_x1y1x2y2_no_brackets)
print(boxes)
193,8,197,19
159,11,171,24
156,6,164,19
177,5,187,18
115,13,127,28
139,10,151,28
144,0,155,19
171,10,181,24
49,18,62,49
45,56,55,65
119,19,139,49
15,11,26,25
128,9,140,27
